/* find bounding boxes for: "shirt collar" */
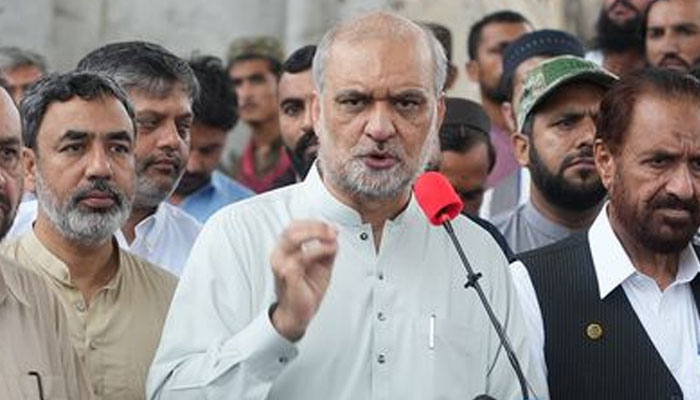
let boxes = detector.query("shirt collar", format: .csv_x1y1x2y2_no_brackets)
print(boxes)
125,203,166,251
21,228,123,290
299,163,420,228
588,202,700,299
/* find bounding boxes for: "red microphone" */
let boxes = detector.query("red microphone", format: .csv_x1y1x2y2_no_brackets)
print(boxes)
414,172,532,400
414,172,463,225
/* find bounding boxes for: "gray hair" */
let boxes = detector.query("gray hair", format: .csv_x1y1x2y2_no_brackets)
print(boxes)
312,10,447,96
20,71,136,151
76,41,199,101
0,46,47,73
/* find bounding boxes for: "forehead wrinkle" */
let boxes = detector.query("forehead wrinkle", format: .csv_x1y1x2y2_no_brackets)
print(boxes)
325,40,432,95
327,14,434,87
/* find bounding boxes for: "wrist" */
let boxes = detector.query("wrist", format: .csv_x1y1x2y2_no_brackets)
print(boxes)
269,302,305,342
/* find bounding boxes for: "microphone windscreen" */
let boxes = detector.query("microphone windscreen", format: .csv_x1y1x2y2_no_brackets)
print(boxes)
472,396,497,400
414,171,463,226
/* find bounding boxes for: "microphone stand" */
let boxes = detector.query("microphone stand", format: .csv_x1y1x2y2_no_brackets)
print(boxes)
442,220,530,400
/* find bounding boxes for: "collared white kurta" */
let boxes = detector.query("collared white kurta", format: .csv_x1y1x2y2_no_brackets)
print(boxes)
148,166,547,400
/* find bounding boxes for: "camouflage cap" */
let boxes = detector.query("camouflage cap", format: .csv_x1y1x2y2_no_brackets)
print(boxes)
516,55,618,132
226,36,285,66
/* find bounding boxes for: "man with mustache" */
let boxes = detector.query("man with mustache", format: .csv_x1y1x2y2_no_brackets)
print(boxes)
492,55,617,254
227,36,296,193
170,55,253,223
76,41,202,276
278,45,319,180
481,29,586,219
513,68,700,399
588,0,652,76
1,72,177,400
645,0,700,72
148,11,546,400
0,85,93,399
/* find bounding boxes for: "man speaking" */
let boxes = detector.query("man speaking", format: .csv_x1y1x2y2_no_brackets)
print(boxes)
148,11,545,400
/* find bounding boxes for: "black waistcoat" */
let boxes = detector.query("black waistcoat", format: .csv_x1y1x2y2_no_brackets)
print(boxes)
519,233,700,400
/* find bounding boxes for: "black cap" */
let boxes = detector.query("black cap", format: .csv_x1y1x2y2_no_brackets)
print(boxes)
443,97,490,134
499,29,585,100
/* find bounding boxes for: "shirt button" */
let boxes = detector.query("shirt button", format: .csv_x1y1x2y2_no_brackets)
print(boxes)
359,232,369,241
75,301,86,312
377,312,386,321
377,354,386,364
89,341,97,350
378,272,384,280
278,356,288,364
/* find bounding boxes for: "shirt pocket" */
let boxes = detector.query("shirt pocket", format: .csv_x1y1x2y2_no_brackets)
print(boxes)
413,316,487,399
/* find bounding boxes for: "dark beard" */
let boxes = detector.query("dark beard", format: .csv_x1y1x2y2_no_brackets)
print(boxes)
611,168,700,254
287,130,318,179
594,5,645,53
174,172,211,196
483,83,507,104
529,143,606,211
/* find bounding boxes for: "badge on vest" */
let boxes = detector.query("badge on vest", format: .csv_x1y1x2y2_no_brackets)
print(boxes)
585,322,604,340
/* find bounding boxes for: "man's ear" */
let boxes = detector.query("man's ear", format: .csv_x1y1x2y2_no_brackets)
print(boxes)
466,60,479,83
512,131,530,168
594,138,615,191
22,147,36,193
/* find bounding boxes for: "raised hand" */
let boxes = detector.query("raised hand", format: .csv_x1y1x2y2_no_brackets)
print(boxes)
270,220,339,342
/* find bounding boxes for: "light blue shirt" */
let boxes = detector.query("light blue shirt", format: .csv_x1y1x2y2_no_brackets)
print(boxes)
178,170,253,223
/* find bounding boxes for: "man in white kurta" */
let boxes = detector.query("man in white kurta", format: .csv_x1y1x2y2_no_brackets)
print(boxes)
148,11,545,400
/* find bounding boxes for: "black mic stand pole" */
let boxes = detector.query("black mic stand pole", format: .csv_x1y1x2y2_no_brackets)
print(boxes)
442,220,530,400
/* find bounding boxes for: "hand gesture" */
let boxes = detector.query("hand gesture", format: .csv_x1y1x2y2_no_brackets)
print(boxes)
270,220,339,342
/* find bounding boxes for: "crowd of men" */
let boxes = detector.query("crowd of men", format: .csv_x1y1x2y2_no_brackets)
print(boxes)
1,1,700,399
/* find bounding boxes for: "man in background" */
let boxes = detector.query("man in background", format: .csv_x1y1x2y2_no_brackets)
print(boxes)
438,96,515,261
227,36,296,192
588,0,651,76
438,97,495,216
278,45,319,180
482,29,586,219
76,41,202,276
170,55,253,223
645,0,700,72
494,56,616,253
0,46,46,104
466,10,532,187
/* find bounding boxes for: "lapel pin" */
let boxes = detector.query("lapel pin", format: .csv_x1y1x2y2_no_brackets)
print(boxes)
585,323,604,340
